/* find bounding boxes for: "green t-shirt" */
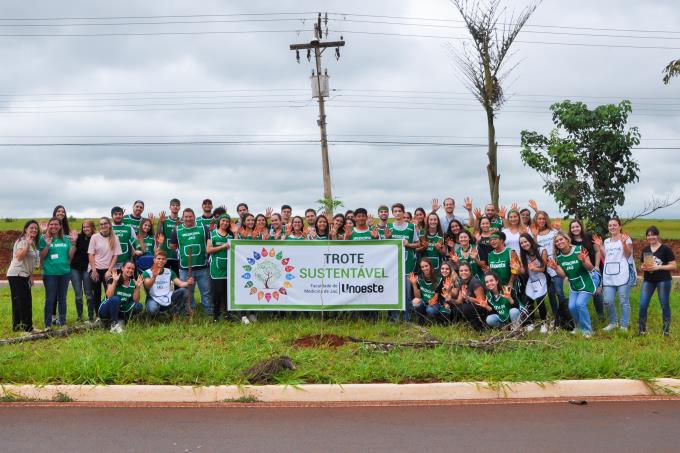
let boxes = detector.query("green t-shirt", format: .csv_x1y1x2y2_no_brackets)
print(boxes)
285,234,306,241
112,223,140,264
425,233,443,270
122,214,143,234
389,222,417,274
417,276,439,305
174,224,208,269
486,291,511,322
557,245,595,293
38,235,71,276
349,228,373,241
140,234,156,256
196,215,214,229
488,247,512,285
456,246,482,281
160,216,182,259
209,229,232,279
106,278,137,312
490,217,504,231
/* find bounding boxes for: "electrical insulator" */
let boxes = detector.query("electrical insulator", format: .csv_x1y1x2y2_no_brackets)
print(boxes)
295,50,300,63
307,49,311,62
335,47,340,60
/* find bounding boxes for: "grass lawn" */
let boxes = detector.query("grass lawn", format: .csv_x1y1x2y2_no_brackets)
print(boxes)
2,218,680,239
0,286,679,385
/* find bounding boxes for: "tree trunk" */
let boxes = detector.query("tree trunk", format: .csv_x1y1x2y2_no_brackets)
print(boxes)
486,109,500,208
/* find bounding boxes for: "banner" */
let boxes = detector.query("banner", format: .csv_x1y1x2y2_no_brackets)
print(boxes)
229,240,404,311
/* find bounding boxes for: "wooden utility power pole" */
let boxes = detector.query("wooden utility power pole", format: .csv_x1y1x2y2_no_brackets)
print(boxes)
290,13,344,216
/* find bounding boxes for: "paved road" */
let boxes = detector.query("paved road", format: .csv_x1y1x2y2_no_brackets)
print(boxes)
1,400,678,452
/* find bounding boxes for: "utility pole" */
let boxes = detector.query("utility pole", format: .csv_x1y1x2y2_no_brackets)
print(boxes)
290,13,344,216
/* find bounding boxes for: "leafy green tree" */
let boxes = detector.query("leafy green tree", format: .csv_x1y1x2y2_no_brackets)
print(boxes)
662,58,680,84
253,261,283,289
520,100,640,236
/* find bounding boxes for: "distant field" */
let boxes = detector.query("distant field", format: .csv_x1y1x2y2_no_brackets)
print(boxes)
2,217,680,239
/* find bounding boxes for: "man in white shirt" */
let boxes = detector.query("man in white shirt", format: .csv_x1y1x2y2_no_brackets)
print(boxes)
143,250,194,316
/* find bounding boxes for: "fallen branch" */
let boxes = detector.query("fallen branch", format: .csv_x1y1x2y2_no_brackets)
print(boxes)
0,324,102,345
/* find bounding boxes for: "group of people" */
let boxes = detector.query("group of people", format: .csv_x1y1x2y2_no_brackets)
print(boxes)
6,197,676,337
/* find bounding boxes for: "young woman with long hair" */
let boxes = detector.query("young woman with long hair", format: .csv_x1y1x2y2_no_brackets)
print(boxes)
52,205,70,235
311,215,330,240
98,262,143,334
254,214,270,240
483,271,521,329
39,217,77,329
7,220,40,332
436,261,459,321
423,212,445,271
413,207,427,237
599,217,634,332
548,232,598,337
451,230,484,281
449,262,490,330
207,215,233,322
233,213,256,240
330,213,345,240
444,219,464,256
409,257,442,323
534,210,571,329
137,218,156,256
519,233,549,333
268,213,285,240
285,216,306,240
638,226,676,336
474,216,494,271
569,219,604,321
70,220,96,322
87,217,122,320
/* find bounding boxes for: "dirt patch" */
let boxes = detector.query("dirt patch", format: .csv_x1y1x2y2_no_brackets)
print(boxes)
293,334,348,348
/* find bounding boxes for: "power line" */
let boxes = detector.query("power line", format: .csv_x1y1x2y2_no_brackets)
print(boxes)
0,29,310,37
0,12,316,21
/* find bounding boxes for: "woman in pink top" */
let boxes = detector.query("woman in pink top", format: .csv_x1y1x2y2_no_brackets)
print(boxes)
87,217,122,318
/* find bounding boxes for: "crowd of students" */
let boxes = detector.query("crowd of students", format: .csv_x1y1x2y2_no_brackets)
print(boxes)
6,197,676,337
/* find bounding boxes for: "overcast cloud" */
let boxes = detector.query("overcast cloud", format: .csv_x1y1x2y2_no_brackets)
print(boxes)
1,0,679,220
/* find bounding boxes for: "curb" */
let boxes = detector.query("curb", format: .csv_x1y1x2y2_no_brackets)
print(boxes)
2,379,679,403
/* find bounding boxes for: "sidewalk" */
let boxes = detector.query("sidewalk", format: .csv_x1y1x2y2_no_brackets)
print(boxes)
2,379,679,403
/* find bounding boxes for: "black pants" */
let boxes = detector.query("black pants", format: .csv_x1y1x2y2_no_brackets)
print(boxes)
88,269,109,315
211,278,228,320
525,294,548,322
167,259,179,278
451,302,488,331
8,276,33,332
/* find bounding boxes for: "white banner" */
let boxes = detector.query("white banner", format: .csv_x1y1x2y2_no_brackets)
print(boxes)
229,240,404,311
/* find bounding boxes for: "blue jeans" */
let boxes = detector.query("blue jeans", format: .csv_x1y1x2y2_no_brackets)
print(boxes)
43,273,70,327
603,284,632,328
179,267,212,315
146,288,188,316
638,280,672,334
569,290,593,334
98,296,143,323
486,308,520,327
70,268,94,320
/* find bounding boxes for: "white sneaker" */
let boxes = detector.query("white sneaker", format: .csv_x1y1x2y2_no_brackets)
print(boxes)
92,318,102,328
570,329,579,335
110,322,124,334
525,323,535,332
540,324,549,334
241,316,251,325
248,314,257,323
602,323,617,332
620,326,628,332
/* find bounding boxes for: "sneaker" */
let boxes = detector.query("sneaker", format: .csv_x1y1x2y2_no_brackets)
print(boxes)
637,330,647,336
92,318,102,328
540,324,549,334
570,329,579,335
619,326,628,332
525,323,535,332
248,314,257,323
110,322,124,334
583,333,593,339
241,316,251,325
602,323,617,332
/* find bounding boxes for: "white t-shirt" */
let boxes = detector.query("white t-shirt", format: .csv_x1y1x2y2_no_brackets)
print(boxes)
502,228,522,257
603,237,633,287
143,268,177,306
536,229,558,277
525,256,548,299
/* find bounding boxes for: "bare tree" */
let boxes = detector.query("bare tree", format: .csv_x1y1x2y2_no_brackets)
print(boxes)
662,58,680,85
447,0,539,207
622,194,680,226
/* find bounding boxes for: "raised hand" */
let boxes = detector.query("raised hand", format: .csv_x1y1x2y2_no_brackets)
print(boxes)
134,274,144,288
446,238,455,249
528,199,538,212
499,205,507,219
330,226,337,240
431,197,440,212
147,212,155,222
473,207,482,219
230,222,239,235
435,239,445,252
546,258,558,270
620,233,631,244
111,268,121,283
156,232,165,246
286,222,293,236
265,207,273,218
159,211,167,226
384,227,392,239
592,234,603,248
39,221,48,233
502,285,513,300
371,226,379,239
367,214,375,227
449,251,459,264
44,235,52,246
551,217,562,231
470,247,478,259
69,230,78,242
510,202,519,212
408,272,418,285
464,197,473,212
578,247,589,263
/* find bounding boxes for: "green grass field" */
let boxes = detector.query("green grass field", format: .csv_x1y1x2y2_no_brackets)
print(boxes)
3,218,679,239
0,286,678,385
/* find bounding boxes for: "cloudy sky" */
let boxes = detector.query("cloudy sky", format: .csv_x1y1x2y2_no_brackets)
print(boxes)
1,0,679,219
